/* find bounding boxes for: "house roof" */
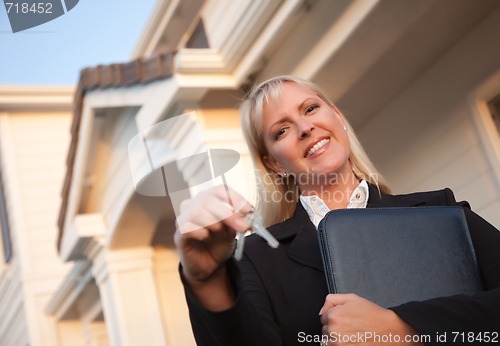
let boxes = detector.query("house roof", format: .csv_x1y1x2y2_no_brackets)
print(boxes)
57,52,175,251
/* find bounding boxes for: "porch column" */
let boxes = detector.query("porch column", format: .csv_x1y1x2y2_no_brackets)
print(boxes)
92,247,167,346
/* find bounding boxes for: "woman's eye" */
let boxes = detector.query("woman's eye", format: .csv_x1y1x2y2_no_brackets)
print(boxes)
275,127,287,140
305,104,319,114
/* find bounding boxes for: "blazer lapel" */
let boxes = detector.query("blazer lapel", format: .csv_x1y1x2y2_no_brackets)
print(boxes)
367,184,431,208
272,203,325,272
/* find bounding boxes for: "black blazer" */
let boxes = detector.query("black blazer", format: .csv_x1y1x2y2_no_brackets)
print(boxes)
182,186,500,345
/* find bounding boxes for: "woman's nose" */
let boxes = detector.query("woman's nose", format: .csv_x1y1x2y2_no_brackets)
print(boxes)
298,119,314,139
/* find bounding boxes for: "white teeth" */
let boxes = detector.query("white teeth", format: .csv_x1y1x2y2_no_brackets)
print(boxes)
306,139,329,157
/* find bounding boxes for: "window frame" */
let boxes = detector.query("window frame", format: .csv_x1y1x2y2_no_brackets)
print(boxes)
468,71,500,190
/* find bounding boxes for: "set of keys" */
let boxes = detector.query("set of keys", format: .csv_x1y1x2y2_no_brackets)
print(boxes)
234,212,279,260
220,179,278,260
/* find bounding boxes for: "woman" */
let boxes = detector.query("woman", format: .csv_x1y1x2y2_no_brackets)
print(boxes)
174,75,500,345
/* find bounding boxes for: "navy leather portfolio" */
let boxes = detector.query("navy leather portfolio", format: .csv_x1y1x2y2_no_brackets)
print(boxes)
317,207,483,308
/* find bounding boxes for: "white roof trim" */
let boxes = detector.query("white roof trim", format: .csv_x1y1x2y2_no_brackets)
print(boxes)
0,85,74,111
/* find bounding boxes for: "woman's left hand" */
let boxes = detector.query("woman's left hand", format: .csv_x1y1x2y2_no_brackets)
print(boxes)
319,294,423,345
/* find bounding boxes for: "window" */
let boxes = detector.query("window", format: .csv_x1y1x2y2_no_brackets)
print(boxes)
0,165,12,263
488,93,500,136
469,72,500,192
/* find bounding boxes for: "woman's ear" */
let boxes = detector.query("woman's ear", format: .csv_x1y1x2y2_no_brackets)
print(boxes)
263,155,284,175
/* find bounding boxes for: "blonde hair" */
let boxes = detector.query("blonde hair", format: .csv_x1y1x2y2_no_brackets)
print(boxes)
240,75,390,226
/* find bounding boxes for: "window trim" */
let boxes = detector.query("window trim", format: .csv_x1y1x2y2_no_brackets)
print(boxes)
468,70,500,190
487,94,500,136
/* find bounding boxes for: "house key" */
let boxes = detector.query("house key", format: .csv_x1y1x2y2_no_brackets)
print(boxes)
234,212,279,261
219,176,279,260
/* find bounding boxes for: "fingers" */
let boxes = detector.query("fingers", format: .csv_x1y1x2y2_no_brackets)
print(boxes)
173,185,254,283
176,185,253,235
319,294,359,326
320,294,398,343
319,293,354,315
212,184,253,215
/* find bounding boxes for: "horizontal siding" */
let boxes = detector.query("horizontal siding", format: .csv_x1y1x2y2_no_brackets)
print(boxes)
11,140,67,154
22,197,63,213
13,171,67,186
20,182,64,199
32,257,69,276
1,112,73,345
411,143,490,194
359,9,500,229
25,213,61,228
8,114,71,278
26,228,58,244
13,156,67,171
0,271,27,345
29,241,59,258
0,116,30,346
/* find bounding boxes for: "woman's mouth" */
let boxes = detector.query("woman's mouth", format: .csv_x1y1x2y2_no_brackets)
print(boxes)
305,138,330,158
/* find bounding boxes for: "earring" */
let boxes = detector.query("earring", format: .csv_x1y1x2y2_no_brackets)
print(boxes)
343,126,347,131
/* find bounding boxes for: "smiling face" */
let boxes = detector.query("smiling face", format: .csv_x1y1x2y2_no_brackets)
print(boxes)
261,82,353,193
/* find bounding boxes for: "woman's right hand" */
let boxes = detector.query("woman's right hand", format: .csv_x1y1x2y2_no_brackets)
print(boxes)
174,185,253,308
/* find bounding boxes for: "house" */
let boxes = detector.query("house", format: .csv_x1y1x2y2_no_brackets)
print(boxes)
1,0,499,345
0,86,74,345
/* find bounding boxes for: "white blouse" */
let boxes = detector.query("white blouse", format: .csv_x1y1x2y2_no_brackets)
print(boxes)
299,180,369,228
